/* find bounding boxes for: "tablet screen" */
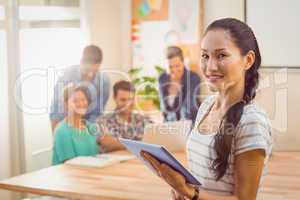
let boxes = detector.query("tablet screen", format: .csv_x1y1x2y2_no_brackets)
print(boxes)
120,138,201,185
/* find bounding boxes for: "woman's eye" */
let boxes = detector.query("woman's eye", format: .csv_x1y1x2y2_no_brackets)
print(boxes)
218,54,227,59
201,54,209,59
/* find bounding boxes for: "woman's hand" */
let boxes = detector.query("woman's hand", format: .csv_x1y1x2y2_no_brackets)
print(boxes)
140,151,195,199
171,189,187,200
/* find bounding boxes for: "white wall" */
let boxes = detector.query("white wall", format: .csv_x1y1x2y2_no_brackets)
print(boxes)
247,0,300,67
81,0,131,111
119,0,132,70
81,0,131,70
255,69,300,151
0,32,12,200
204,0,244,28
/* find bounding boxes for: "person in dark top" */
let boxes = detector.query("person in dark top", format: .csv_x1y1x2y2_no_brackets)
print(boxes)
158,46,201,123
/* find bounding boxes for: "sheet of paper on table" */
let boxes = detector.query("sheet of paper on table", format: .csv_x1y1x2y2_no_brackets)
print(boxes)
65,154,135,168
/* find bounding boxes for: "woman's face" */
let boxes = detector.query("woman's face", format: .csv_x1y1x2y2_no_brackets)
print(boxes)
200,29,252,93
67,90,89,116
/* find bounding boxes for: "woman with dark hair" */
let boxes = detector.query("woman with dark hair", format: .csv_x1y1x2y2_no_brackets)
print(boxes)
141,18,272,200
52,84,100,165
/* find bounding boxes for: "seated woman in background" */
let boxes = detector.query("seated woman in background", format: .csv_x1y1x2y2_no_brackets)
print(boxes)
52,84,99,165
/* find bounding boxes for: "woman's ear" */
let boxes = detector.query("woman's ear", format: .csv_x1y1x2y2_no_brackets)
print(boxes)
244,50,255,70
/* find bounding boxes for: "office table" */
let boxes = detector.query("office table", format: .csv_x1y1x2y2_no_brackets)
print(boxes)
0,151,299,200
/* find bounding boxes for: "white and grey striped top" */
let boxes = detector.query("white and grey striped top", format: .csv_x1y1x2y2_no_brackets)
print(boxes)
186,95,273,196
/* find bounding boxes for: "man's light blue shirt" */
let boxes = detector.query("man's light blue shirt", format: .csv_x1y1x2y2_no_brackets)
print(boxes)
49,65,110,122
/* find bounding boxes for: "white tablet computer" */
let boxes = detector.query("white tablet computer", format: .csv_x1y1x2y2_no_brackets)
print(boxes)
119,138,201,186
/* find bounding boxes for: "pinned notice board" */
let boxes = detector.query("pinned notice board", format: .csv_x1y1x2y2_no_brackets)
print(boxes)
131,0,204,75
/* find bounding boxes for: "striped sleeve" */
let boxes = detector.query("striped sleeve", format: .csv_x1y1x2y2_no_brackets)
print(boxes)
234,105,272,156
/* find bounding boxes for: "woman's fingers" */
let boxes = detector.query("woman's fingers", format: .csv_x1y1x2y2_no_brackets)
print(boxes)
140,151,189,197
140,151,162,176
161,163,183,183
171,189,176,200
160,163,191,197
161,165,177,188
171,189,186,200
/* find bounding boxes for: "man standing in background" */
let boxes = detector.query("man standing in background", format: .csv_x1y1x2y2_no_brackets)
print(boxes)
50,45,110,131
158,46,201,123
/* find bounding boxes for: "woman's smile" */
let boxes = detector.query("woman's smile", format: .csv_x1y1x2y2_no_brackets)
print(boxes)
205,74,224,83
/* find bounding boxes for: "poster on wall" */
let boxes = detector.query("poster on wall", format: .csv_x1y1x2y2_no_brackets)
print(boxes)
169,0,199,44
139,21,171,75
132,0,169,21
131,0,202,74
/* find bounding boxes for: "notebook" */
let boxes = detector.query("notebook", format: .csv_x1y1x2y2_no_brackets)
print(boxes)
65,154,135,168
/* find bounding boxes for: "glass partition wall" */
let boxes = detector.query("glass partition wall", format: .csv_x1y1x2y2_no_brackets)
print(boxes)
2,0,85,174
